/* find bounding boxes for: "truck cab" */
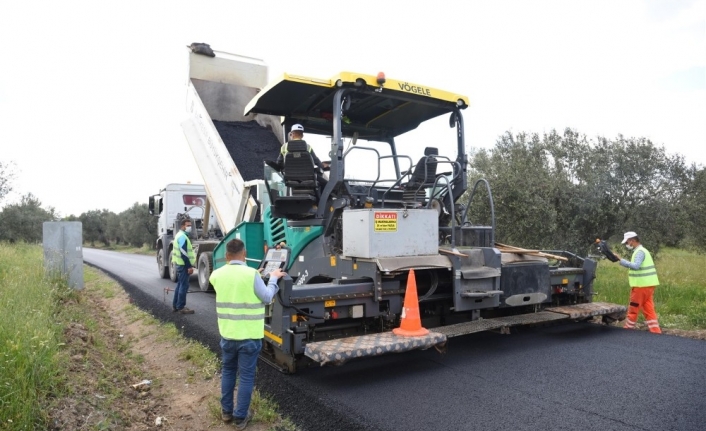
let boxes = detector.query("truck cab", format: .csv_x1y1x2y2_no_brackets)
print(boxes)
149,183,220,285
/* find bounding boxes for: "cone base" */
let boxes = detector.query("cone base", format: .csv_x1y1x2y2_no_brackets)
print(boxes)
393,327,430,337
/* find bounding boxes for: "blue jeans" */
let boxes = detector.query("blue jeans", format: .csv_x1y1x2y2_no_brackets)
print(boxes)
220,338,262,419
173,265,189,310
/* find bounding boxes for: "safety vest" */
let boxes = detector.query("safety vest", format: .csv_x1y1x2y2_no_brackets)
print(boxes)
211,264,265,340
628,245,660,287
280,140,312,156
171,230,195,266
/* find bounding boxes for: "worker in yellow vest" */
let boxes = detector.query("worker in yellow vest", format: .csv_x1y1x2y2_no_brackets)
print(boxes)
613,231,661,334
210,239,285,429
171,218,196,314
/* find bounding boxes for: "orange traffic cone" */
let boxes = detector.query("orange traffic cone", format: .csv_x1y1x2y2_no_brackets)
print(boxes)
393,269,429,337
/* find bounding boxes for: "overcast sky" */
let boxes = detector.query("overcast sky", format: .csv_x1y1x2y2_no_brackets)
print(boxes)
1,0,704,216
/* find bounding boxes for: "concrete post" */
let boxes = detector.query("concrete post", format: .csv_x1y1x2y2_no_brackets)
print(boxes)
42,221,84,290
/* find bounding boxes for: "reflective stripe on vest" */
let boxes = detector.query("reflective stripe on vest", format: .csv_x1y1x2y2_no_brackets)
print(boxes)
628,245,660,287
171,230,195,266
280,140,312,156
212,264,265,340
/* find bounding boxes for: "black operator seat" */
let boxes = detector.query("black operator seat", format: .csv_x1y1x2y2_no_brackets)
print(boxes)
403,147,439,202
410,147,439,184
282,141,319,199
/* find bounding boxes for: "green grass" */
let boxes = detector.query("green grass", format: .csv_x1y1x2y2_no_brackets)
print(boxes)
0,243,72,430
593,247,706,329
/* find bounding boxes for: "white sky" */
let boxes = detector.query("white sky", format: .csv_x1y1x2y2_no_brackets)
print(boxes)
1,0,704,216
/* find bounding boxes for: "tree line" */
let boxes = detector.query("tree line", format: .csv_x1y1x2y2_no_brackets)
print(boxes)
462,128,705,256
2,129,705,255
63,204,157,248
0,198,156,247
0,161,157,247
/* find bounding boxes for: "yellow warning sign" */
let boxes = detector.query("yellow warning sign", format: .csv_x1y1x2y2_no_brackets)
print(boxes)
374,211,397,232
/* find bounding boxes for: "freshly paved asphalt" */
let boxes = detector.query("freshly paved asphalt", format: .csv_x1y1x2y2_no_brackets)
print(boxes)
84,248,706,431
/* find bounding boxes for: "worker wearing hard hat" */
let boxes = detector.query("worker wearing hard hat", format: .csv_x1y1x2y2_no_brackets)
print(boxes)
612,232,661,334
276,124,330,189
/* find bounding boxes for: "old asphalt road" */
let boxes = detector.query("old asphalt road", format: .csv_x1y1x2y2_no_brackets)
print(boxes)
84,248,706,431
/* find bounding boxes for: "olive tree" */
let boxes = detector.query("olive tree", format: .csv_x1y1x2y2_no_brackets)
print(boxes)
79,210,112,247
679,167,706,250
467,132,560,250
0,193,57,243
118,203,157,248
466,129,692,256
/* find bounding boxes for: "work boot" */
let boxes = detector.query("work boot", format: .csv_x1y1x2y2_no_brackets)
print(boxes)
179,308,195,314
222,411,233,423
235,409,253,430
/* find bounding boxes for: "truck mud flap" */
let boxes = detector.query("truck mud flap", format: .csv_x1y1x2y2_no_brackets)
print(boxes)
304,332,447,366
546,302,627,320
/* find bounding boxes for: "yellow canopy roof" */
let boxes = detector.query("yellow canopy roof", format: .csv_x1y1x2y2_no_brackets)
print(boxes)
244,72,469,139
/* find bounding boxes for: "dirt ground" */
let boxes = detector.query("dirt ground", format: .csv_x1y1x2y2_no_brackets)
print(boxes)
49,272,272,431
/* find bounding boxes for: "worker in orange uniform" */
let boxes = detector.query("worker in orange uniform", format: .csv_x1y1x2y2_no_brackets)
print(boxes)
613,231,661,334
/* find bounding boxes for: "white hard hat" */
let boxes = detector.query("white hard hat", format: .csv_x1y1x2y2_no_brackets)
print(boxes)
291,124,304,132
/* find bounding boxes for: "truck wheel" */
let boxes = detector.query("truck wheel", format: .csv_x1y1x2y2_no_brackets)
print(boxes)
157,249,169,279
198,252,213,291
168,248,177,282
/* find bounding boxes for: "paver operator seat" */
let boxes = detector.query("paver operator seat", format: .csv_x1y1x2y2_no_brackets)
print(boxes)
271,141,319,219
403,146,439,202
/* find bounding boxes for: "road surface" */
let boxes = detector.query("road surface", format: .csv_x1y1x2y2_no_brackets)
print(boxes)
84,248,706,431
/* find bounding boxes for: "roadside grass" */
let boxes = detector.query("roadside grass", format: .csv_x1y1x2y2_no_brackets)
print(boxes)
593,247,706,330
84,242,153,255
0,242,297,430
0,243,69,430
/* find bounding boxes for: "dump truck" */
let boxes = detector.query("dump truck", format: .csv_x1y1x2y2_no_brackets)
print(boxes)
178,45,626,373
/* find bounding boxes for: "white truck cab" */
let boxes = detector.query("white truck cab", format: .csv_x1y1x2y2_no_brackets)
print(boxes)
149,183,221,285
150,183,217,237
